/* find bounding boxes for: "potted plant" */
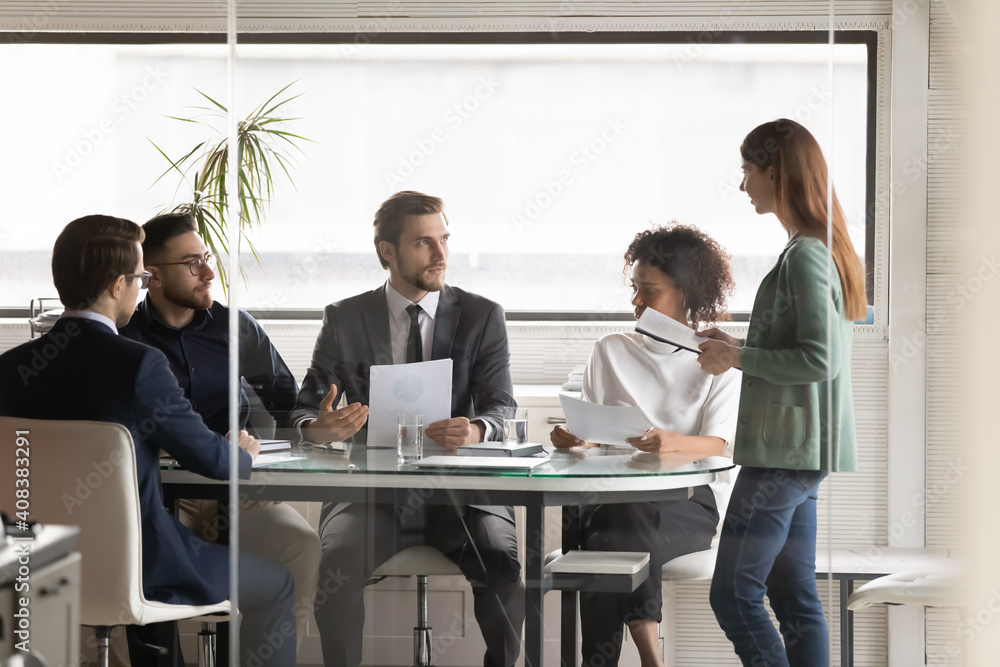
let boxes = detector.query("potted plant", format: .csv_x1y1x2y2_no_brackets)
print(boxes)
150,82,310,290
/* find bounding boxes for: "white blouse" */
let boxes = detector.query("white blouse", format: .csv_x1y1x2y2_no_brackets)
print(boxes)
581,331,742,511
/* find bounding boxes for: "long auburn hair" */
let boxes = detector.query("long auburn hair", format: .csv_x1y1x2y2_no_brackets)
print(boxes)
741,119,867,321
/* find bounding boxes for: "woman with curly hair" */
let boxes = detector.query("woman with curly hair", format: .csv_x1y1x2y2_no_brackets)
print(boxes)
550,224,741,667
698,119,864,667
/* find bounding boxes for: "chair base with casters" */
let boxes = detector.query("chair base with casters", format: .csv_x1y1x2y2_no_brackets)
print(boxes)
369,546,463,667
90,603,231,667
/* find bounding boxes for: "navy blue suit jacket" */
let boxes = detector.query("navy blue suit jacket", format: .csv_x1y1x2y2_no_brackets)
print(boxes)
0,317,252,606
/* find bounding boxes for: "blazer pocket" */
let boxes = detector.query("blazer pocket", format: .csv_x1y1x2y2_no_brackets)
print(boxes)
762,403,807,449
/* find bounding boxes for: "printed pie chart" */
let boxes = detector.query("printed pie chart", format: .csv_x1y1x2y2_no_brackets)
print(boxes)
393,375,424,403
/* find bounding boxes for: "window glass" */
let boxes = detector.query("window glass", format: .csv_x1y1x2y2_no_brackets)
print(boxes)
1,38,870,315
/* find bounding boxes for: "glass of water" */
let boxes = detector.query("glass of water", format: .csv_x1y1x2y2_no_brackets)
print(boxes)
503,408,529,444
397,413,424,464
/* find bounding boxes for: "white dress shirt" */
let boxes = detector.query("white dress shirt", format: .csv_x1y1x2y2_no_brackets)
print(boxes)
582,331,741,513
384,281,493,440
385,281,438,365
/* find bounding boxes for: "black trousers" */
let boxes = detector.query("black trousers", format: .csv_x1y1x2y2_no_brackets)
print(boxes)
314,502,525,667
580,486,719,667
128,550,296,667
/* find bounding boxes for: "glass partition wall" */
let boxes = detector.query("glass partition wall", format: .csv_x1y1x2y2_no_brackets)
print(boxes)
235,3,874,666
5,0,967,664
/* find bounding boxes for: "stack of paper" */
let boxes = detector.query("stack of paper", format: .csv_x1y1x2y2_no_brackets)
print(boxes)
548,550,650,575
561,364,586,391
258,439,291,452
456,442,545,457
410,456,549,470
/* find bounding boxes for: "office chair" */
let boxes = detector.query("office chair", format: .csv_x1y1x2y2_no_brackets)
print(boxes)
660,465,740,581
369,546,463,666
847,569,963,611
0,417,230,667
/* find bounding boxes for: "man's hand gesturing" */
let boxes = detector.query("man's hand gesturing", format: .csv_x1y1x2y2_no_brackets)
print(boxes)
303,384,369,443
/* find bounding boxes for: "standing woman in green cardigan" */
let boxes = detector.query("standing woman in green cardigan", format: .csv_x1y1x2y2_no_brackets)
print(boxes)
696,118,866,667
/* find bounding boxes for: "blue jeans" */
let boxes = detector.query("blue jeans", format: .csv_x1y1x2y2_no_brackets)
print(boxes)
710,467,829,667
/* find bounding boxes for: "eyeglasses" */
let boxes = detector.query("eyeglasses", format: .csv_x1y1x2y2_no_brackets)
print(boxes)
148,253,218,276
124,271,152,289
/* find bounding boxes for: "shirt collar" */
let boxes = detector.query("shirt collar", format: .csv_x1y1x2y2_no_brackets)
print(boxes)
385,280,439,321
61,310,117,335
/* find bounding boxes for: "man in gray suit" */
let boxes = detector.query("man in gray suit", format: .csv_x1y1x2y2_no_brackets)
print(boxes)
291,191,524,667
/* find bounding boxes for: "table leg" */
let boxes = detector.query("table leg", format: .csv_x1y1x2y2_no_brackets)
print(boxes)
840,578,854,667
217,501,231,666
524,504,546,667
561,505,581,667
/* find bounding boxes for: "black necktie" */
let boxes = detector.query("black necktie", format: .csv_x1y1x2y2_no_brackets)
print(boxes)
406,304,423,363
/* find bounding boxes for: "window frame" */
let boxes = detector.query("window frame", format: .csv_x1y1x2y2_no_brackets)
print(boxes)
1,29,878,321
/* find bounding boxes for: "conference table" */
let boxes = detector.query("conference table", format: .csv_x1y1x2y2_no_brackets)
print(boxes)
161,444,734,666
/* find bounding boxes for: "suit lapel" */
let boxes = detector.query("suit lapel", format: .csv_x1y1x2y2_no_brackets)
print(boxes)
432,285,460,360
363,285,393,364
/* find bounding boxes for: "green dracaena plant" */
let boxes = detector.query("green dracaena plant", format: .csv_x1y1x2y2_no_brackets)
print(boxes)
149,82,310,295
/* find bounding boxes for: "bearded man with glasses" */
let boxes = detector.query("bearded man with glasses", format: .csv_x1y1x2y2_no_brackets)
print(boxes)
119,212,321,662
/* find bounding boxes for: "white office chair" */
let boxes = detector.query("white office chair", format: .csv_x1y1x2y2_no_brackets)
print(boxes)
660,464,739,581
0,417,230,667
369,545,463,666
846,569,963,611
542,466,740,580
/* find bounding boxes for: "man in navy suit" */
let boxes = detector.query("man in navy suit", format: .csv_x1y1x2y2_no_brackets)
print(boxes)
0,215,296,667
291,191,524,667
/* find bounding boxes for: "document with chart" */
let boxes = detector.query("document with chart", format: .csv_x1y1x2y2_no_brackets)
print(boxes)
368,359,453,448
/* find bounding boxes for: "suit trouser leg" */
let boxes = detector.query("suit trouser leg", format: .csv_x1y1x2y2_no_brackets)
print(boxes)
237,549,298,666
314,503,402,667
239,502,322,653
173,499,319,658
127,550,295,667
427,507,525,667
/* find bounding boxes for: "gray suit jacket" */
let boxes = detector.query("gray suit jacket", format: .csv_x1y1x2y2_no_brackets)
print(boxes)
292,283,517,521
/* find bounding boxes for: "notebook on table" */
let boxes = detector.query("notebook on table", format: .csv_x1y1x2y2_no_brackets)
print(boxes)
409,456,549,470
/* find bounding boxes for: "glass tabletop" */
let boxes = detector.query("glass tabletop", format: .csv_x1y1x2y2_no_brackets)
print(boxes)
212,443,735,479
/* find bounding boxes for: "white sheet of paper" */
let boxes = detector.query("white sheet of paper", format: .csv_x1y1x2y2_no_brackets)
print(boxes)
252,453,307,468
635,307,703,354
368,358,453,448
558,394,650,446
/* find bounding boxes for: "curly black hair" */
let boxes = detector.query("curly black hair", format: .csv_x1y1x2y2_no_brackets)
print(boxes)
623,224,735,326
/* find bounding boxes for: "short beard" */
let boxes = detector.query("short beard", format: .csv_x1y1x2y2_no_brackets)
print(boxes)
413,271,445,292
162,282,212,311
